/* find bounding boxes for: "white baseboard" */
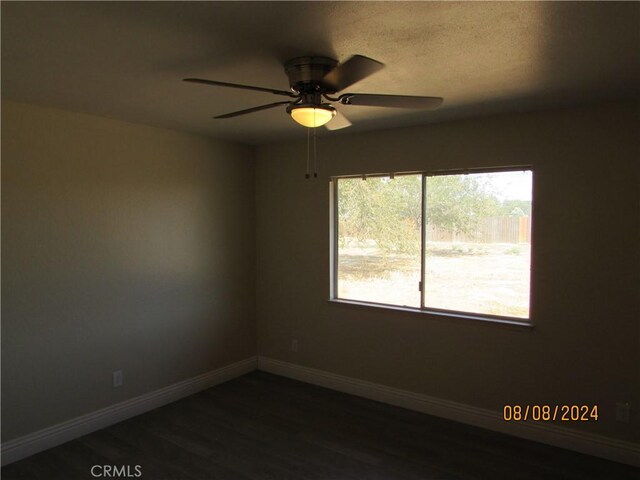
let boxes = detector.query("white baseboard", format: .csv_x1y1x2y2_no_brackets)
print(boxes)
258,356,640,467
4,355,638,468
1,356,258,466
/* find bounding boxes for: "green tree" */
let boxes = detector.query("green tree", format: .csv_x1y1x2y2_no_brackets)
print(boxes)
425,175,499,235
338,175,421,254
337,173,501,254
498,199,531,216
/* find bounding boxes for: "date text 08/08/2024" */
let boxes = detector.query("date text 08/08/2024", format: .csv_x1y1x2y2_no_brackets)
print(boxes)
503,405,598,422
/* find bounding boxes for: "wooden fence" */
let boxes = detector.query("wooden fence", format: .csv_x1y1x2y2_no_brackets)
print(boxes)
426,216,531,244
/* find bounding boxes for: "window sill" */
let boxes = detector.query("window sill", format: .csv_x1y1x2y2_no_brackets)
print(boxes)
328,298,533,329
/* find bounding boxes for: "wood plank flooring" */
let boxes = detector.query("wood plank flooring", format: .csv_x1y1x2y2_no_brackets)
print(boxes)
2,371,638,479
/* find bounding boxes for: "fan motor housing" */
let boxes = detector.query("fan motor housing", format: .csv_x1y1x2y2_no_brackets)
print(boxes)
284,56,338,94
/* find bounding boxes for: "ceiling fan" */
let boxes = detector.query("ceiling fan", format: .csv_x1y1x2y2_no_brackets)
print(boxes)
183,55,443,130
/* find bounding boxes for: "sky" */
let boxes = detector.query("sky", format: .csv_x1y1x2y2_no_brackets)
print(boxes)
474,170,532,201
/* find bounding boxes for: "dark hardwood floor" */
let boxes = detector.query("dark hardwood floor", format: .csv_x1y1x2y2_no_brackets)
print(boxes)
2,371,638,479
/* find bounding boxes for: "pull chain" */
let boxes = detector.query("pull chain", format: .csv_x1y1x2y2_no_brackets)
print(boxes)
305,127,310,179
313,126,318,178
304,109,319,179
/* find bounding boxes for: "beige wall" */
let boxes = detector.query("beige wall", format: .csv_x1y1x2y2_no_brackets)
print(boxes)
3,100,638,446
1,102,256,441
255,102,640,442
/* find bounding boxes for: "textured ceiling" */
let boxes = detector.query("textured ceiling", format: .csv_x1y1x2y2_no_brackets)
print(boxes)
2,1,639,145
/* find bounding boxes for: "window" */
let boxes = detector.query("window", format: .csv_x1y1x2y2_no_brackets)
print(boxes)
331,168,533,322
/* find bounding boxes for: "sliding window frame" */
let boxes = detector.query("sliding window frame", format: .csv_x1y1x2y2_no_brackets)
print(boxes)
329,166,533,327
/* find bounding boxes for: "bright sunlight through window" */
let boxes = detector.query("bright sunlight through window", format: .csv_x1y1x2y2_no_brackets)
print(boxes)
332,169,532,321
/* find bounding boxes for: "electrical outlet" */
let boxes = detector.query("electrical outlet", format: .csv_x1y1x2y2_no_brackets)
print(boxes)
615,402,630,423
112,370,123,388
291,339,298,352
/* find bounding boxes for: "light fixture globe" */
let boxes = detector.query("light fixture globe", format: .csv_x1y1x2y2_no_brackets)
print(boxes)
287,104,336,128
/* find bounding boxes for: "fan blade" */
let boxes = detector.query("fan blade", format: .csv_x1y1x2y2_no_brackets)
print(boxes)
214,101,293,119
184,78,295,97
323,55,385,92
339,93,443,109
325,109,352,130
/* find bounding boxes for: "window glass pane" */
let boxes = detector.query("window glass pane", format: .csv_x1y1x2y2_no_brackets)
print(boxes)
424,170,532,318
337,175,421,307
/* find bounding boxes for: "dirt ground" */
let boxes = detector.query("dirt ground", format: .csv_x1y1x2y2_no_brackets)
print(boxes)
337,242,530,318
